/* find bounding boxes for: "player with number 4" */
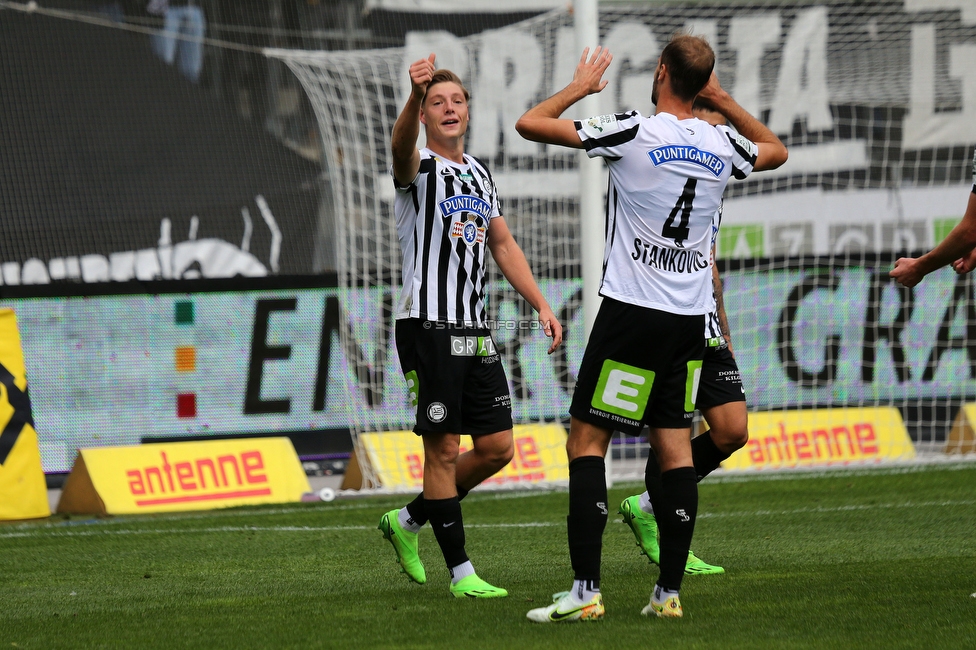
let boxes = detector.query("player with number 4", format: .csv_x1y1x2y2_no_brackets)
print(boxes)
515,35,787,622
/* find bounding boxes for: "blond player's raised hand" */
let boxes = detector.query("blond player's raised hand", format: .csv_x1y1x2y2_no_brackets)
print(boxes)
409,53,436,101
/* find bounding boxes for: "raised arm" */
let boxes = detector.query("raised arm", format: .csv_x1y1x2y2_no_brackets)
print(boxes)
696,72,788,172
487,217,563,354
515,47,612,148
891,191,976,287
391,54,436,186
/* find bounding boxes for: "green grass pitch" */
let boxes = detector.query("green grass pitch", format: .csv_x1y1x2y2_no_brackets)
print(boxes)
2,464,976,649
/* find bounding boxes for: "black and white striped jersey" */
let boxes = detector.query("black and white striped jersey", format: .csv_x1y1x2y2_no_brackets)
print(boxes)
704,201,724,344
971,149,975,194
393,148,500,326
575,110,757,315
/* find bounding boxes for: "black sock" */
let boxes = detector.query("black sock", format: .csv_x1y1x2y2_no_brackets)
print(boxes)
692,431,732,482
425,497,468,569
404,485,470,527
567,456,608,582
656,466,698,592
644,449,664,512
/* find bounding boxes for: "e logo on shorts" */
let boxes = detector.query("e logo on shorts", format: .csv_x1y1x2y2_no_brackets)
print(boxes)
427,402,447,423
685,360,703,413
591,360,655,420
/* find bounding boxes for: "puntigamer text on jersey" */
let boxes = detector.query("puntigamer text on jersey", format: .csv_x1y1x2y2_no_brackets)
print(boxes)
647,146,726,177
438,195,492,219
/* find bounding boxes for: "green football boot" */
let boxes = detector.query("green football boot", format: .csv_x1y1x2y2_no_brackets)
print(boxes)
618,496,725,575
618,495,661,564
378,509,426,584
449,574,508,599
684,551,725,575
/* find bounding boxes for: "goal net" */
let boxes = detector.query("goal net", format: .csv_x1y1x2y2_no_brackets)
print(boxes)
267,0,976,488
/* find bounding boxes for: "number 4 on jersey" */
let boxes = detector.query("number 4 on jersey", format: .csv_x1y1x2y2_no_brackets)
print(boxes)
662,178,697,247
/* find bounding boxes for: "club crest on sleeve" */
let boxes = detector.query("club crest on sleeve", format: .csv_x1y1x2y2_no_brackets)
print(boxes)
733,133,758,158
586,114,616,133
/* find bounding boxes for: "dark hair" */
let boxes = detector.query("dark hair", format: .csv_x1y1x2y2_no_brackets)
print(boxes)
422,69,470,105
660,34,715,101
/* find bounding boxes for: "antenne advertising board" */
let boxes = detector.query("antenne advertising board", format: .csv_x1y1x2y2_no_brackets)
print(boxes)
57,437,310,515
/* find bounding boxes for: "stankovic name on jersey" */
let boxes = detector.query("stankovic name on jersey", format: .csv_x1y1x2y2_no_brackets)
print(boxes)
647,145,726,177
438,195,492,219
632,238,709,273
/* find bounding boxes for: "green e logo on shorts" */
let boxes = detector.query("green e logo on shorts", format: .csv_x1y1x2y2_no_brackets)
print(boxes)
404,370,419,407
591,360,655,420
685,360,703,413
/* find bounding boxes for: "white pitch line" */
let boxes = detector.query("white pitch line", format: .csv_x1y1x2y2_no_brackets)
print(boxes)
703,459,976,484
6,490,550,533
696,499,976,520
0,523,560,539
1,499,972,540
3,499,408,531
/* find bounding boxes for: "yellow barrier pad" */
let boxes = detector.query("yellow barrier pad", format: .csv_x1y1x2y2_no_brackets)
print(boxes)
57,437,310,515
723,406,915,471
358,423,569,490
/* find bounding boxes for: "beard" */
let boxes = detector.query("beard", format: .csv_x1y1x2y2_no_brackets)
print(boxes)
651,75,659,106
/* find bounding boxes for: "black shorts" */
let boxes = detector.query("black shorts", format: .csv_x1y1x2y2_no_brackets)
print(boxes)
696,343,746,411
570,298,705,433
395,319,513,436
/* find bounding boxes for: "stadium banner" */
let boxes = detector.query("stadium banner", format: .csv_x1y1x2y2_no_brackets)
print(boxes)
722,406,914,471
3,259,976,474
946,403,976,455
0,309,50,520
357,423,568,490
57,437,310,515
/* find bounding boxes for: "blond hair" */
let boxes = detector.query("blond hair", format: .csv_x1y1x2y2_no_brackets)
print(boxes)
422,69,470,106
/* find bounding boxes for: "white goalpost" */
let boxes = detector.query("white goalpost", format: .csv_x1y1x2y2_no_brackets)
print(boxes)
573,0,612,485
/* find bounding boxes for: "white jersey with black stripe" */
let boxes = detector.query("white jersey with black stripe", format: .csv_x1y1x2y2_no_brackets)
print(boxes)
393,148,500,326
575,110,757,314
